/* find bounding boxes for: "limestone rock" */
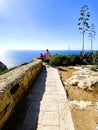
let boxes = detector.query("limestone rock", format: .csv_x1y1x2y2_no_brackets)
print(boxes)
65,66,98,91
69,100,92,110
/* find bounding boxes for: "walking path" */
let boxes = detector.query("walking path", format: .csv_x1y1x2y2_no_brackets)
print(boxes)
21,65,75,130
2,65,75,130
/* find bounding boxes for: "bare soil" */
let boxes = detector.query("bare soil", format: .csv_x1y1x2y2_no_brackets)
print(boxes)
58,66,98,130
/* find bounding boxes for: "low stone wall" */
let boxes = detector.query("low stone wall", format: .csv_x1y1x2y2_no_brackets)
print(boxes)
0,59,42,129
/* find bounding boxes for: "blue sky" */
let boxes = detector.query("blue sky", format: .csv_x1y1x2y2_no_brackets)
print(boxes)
0,0,97,50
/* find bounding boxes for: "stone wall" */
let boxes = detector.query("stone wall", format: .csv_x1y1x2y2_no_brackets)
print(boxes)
0,59,42,129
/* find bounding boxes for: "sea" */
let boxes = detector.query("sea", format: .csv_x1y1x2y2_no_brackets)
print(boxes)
0,50,95,69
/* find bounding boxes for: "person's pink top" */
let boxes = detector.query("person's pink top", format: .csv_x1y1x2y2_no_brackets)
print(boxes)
45,52,51,60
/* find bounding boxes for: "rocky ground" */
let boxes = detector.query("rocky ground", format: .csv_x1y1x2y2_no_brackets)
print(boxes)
58,66,98,130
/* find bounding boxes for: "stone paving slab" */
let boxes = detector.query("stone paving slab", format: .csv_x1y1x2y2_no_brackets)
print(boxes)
22,66,75,130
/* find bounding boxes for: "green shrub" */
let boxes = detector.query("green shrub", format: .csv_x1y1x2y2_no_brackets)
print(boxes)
90,65,98,71
50,54,81,66
50,54,69,66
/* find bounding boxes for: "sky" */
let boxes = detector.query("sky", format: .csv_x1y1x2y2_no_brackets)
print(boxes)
0,0,98,50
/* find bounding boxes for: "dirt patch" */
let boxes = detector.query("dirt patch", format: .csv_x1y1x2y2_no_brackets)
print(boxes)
71,106,97,130
58,66,98,130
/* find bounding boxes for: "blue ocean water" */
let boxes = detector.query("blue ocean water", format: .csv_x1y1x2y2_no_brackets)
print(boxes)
0,50,93,69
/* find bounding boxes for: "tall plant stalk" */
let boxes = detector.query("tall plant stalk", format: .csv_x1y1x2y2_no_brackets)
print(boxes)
78,5,90,54
88,24,96,51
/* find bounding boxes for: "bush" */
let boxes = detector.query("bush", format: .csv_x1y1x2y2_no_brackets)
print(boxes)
50,54,81,66
68,55,81,65
50,54,69,66
90,65,98,71
49,51,98,67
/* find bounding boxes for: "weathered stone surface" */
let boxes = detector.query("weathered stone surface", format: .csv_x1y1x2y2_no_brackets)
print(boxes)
65,66,98,91
22,66,75,130
0,59,42,129
69,100,92,110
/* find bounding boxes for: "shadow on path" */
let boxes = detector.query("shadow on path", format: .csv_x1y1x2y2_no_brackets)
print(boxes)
2,65,47,130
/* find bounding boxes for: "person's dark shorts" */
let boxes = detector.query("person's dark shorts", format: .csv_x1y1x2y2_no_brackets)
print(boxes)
46,59,50,63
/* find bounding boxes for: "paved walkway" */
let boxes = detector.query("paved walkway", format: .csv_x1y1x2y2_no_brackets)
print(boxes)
2,65,75,130
21,65,75,130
